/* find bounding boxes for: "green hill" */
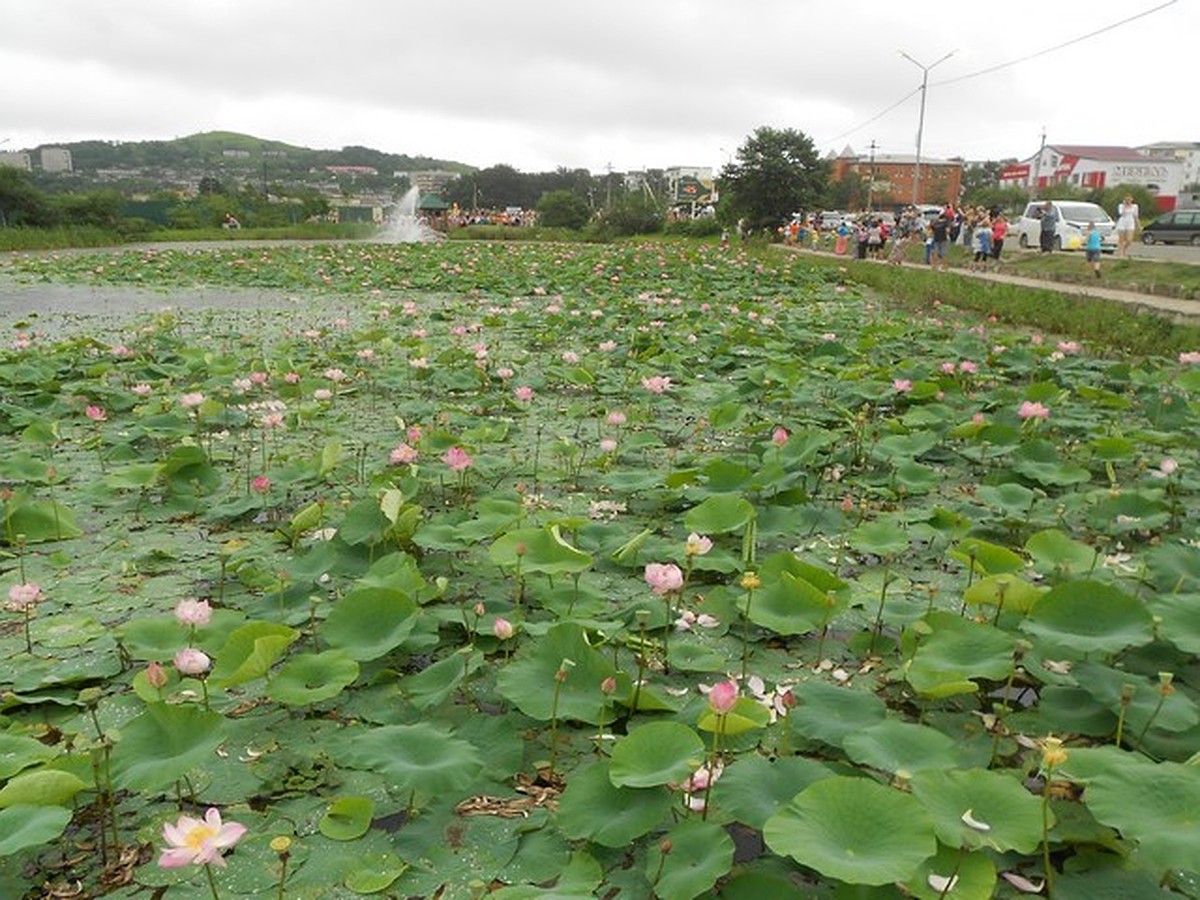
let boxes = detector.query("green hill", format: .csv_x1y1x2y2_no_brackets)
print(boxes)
38,131,472,176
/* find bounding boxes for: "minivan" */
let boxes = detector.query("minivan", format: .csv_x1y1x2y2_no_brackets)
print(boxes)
1015,201,1117,253
1141,209,1200,246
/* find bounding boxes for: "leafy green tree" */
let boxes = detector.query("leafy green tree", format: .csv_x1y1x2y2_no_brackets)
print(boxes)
536,190,591,230
0,167,52,227
48,190,123,228
719,127,828,229
595,193,664,236
1090,184,1160,222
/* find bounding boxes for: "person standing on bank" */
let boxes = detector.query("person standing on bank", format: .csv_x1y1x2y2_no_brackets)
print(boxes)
1038,201,1058,253
1085,222,1103,278
1116,194,1139,258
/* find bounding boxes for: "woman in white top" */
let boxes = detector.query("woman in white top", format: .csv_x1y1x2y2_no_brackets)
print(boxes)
1116,195,1139,258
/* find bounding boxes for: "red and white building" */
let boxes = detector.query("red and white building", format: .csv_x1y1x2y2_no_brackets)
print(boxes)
999,145,1186,211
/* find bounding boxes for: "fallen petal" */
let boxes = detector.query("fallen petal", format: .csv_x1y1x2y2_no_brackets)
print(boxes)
961,808,992,832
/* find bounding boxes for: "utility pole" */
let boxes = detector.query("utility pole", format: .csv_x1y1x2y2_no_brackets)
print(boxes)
605,162,613,209
900,49,955,205
866,140,878,211
1030,128,1047,198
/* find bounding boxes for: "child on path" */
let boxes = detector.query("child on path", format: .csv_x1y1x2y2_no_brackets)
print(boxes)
1085,223,1103,278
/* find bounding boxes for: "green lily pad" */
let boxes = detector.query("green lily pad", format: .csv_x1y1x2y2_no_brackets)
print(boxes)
683,493,755,534
556,760,673,848
496,622,616,725
0,733,58,780
909,768,1048,853
0,768,87,808
608,722,705,788
112,703,226,792
1083,755,1200,875
790,680,887,747
344,852,408,894
1021,581,1155,655
321,587,417,661
489,525,594,576
1024,529,1100,578
711,754,834,830
340,722,482,797
211,621,300,686
268,650,360,706
764,776,937,886
320,795,375,841
842,720,962,776
0,805,72,856
643,819,734,900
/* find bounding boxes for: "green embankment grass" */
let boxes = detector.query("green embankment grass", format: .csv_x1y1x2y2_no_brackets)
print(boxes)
797,251,1200,358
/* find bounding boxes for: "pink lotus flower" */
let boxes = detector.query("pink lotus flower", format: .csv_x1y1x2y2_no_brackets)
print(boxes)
493,617,515,640
260,412,285,430
158,807,247,869
180,392,205,409
283,371,301,384
892,379,913,393
442,446,473,472
313,388,333,401
598,340,617,352
131,383,152,397
561,351,580,364
606,411,627,426
323,367,347,382
173,648,211,677
514,386,535,403
940,362,957,374
251,475,271,494
6,582,42,612
708,679,739,715
644,563,684,595
1178,351,1200,365
1018,401,1050,420
496,367,515,379
685,533,713,556
175,598,213,627
771,427,789,446
146,661,168,688
249,371,269,385
389,443,419,465
85,405,107,422
641,375,672,394
958,360,978,374
1056,341,1080,355
110,344,134,359
406,425,423,444
1151,457,1180,478
599,438,618,453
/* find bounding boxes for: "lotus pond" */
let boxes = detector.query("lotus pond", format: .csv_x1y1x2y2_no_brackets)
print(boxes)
1,240,1199,899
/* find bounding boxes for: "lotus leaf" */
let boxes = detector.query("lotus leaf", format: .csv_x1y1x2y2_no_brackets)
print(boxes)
764,776,937,886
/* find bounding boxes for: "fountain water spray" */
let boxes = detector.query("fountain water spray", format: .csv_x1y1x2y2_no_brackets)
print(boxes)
380,184,441,243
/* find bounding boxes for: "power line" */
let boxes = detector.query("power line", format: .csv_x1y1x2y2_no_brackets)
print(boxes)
817,0,1177,149
932,0,1177,87
822,87,922,147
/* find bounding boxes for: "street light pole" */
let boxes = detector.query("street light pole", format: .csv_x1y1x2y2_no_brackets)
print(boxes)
899,49,955,205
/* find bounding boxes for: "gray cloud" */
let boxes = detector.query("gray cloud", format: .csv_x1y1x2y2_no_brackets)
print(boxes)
1,1,1189,171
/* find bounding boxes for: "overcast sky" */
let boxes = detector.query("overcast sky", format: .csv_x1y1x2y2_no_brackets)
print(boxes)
1,1,1193,174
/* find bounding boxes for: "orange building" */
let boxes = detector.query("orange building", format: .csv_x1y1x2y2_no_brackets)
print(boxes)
829,148,963,207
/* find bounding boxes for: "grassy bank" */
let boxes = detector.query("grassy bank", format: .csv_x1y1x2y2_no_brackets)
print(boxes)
799,251,1200,358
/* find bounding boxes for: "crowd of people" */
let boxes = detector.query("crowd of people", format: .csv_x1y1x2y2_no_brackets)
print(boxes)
781,204,1010,270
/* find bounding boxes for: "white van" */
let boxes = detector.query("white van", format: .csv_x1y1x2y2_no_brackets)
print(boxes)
1015,201,1117,253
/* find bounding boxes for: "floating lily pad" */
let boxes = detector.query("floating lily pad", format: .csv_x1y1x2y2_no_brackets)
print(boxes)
764,776,937,886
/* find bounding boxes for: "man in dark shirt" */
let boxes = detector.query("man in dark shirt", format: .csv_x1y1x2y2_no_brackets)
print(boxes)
1038,201,1058,253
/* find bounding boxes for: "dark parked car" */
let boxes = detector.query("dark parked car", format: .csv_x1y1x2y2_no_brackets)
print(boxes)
1141,209,1200,246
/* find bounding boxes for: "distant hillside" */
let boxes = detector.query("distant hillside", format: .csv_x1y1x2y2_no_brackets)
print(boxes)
38,131,473,176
